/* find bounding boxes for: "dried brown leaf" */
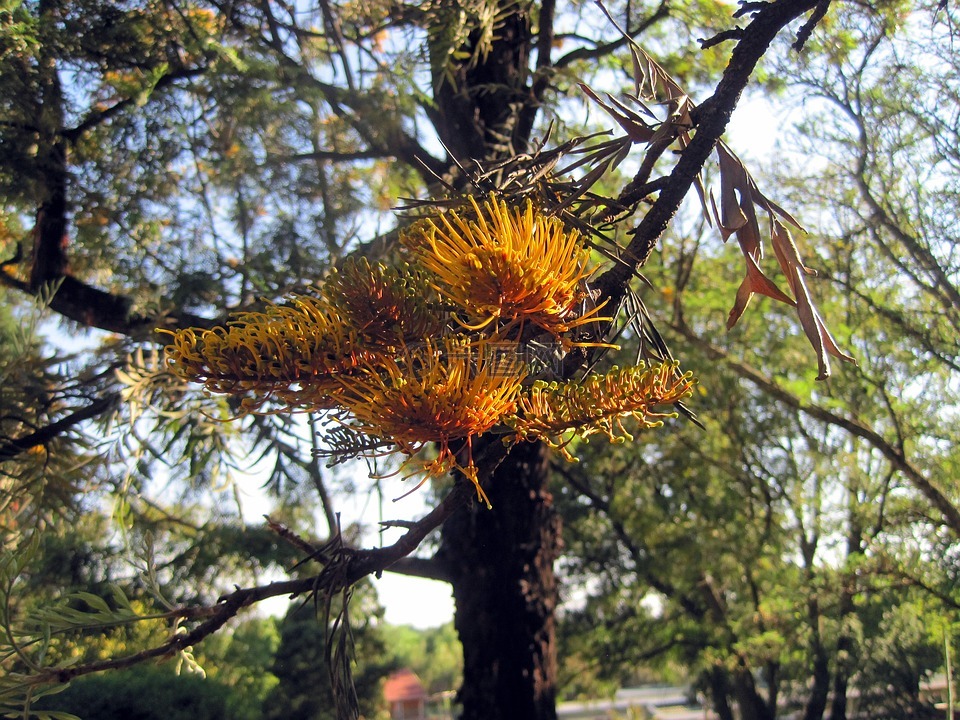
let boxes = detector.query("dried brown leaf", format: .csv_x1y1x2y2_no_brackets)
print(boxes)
727,252,796,329
628,36,686,103
771,219,856,379
586,2,853,379
713,141,856,378
714,142,757,245
578,83,655,143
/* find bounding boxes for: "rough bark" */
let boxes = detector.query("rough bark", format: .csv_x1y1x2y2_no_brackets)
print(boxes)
732,668,775,720
424,6,564,718
438,440,561,720
706,667,737,720
829,503,864,720
30,3,70,292
430,4,534,168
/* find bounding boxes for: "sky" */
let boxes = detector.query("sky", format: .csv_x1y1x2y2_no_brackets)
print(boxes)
232,463,455,629
336,483,456,629
374,573,455,629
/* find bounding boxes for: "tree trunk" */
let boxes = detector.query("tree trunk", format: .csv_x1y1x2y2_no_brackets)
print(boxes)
830,501,865,720
803,594,831,720
430,3,533,169
438,440,560,720
421,4,563,718
31,2,70,291
732,666,776,720
706,667,736,720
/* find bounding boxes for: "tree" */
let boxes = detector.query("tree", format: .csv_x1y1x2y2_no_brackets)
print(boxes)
380,622,462,695
197,616,281,720
2,1,956,720
555,2,960,717
263,586,395,720
31,667,234,720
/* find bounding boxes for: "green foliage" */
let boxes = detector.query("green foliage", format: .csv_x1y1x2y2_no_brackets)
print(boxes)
380,622,463,695
852,600,943,719
3,0,960,719
263,590,396,720
31,667,233,720
196,617,282,720
555,6,960,715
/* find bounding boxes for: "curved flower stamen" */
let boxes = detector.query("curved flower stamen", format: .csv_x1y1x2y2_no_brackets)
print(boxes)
323,257,443,347
335,338,526,505
402,195,609,341
505,362,696,461
162,296,368,412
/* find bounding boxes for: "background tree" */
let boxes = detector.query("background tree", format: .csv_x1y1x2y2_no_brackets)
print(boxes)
32,667,234,720
556,2,960,717
1,1,958,720
263,585,396,720
380,622,462,695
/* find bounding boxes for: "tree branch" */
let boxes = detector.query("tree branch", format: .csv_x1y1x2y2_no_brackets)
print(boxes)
553,0,671,69
219,2,447,184
1,266,214,338
671,322,960,536
387,555,452,584
0,393,120,460
44,479,474,686
595,0,822,311
61,65,208,144
263,148,388,165
49,578,314,684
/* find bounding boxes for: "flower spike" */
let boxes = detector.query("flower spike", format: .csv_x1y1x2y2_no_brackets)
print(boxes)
162,296,367,412
505,362,696,461
335,338,527,505
402,195,609,341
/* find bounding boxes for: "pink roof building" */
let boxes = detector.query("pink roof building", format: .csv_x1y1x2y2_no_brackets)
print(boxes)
383,669,428,720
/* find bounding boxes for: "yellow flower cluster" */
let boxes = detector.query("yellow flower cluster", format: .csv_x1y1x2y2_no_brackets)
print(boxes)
402,195,608,342
162,296,361,412
506,363,696,462
162,195,695,505
322,259,443,346
337,338,526,507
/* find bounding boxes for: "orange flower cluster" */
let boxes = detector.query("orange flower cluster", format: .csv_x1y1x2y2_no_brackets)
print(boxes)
506,363,696,462
163,196,695,505
401,195,609,344
337,339,526,507
162,296,362,412
322,259,443,346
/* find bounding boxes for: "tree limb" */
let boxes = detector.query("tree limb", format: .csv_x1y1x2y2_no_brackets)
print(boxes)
387,555,452,584
219,2,448,184
595,0,822,311
671,322,960,536
0,266,214,338
44,480,472,686
263,148,389,165
61,65,208,144
49,578,314,684
0,393,120,461
553,0,671,69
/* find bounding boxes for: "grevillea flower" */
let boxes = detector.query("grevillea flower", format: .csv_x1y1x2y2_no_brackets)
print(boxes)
505,362,696,461
162,296,367,412
335,338,526,507
401,195,608,343
159,194,693,505
323,257,443,347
